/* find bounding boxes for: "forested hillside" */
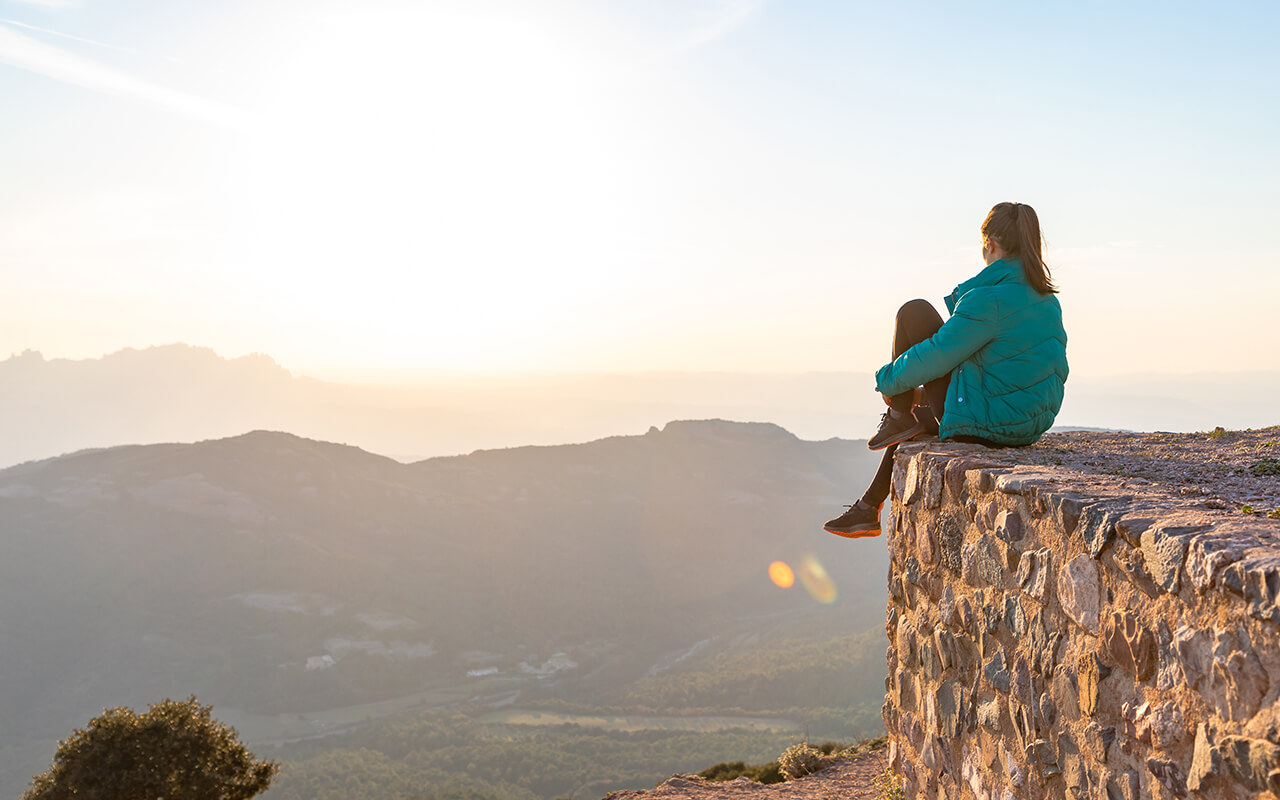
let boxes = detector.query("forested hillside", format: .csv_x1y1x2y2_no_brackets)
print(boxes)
0,421,887,798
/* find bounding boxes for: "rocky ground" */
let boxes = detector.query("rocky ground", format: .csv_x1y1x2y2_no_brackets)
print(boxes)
1019,426,1280,512
604,748,890,800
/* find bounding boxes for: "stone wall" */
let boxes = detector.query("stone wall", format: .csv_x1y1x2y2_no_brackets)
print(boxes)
882,441,1280,799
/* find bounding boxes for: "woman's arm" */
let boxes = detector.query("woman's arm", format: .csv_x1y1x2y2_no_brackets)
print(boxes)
874,294,999,397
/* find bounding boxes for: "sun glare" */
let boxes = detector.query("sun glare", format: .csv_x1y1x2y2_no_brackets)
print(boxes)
796,555,836,605
226,9,642,369
767,560,795,589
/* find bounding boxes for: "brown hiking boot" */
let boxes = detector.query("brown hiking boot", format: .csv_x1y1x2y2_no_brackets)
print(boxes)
824,500,882,538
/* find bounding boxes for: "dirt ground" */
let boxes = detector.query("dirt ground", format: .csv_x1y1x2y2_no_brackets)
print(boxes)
1020,426,1280,511
603,748,891,800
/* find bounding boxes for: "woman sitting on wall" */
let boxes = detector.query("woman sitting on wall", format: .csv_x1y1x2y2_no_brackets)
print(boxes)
824,202,1069,537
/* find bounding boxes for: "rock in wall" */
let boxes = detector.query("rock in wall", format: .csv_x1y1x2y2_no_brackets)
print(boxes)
882,441,1280,799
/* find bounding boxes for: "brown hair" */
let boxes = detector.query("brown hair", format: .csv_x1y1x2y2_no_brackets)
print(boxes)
981,202,1057,294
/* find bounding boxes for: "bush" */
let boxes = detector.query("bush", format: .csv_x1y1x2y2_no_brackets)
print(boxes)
697,760,784,784
777,743,823,780
24,696,278,800
1250,458,1280,477
697,736,890,786
872,766,906,800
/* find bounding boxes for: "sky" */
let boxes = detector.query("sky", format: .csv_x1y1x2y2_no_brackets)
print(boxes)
2,0,1278,378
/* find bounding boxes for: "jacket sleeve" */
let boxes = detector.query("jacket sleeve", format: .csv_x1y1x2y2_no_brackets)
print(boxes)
875,293,999,396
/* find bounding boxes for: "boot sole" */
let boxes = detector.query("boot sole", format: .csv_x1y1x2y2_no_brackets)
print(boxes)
824,526,882,539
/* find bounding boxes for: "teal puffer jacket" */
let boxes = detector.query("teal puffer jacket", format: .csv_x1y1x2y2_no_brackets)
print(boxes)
874,258,1068,446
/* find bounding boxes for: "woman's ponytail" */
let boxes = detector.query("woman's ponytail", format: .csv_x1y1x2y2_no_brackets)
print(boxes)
982,202,1058,295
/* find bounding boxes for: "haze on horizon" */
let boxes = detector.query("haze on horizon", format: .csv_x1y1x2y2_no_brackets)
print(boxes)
2,344,1277,471
2,0,1277,381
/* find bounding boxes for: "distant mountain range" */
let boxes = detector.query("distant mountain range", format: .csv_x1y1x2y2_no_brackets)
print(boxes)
5,344,1275,470
0,345,876,468
0,420,885,796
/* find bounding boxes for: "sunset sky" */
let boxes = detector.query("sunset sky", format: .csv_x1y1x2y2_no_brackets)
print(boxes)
2,0,1278,377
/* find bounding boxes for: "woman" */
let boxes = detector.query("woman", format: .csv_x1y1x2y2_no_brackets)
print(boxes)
824,202,1068,537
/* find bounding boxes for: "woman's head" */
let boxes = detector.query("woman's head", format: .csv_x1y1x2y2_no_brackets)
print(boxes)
981,202,1057,294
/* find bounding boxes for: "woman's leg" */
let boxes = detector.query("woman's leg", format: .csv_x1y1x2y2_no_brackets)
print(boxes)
828,300,951,533
825,442,898,537
861,444,898,507
889,299,949,413
869,299,952,450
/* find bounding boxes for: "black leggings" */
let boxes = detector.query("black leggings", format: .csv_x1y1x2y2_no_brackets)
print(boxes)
860,300,999,506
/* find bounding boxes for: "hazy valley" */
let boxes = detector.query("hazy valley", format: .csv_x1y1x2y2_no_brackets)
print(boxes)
0,418,887,799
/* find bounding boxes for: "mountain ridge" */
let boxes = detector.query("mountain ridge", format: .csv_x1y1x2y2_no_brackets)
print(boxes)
0,419,888,797
9,343,1274,469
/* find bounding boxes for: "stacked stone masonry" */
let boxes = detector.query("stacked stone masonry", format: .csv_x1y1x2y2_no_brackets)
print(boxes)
882,441,1280,800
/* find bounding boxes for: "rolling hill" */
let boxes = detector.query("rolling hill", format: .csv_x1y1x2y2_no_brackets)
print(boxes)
0,420,887,797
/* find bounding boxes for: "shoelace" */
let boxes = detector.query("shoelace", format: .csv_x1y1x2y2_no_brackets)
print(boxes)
877,408,913,431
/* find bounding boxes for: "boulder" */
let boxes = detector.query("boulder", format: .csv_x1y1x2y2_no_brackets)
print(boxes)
1219,735,1280,793
1186,723,1223,793
1101,611,1156,681
1058,554,1101,633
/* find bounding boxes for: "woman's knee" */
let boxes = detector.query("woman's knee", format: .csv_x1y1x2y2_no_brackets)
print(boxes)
896,298,937,323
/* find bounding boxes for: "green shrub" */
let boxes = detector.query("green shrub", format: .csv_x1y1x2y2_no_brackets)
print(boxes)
841,735,890,756
24,696,277,800
698,736,889,786
698,760,747,781
1250,457,1280,476
697,760,784,784
778,743,823,780
873,766,906,800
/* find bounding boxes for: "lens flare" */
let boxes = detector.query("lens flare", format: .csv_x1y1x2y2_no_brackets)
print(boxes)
768,560,795,588
797,555,837,604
